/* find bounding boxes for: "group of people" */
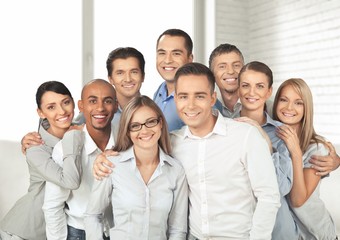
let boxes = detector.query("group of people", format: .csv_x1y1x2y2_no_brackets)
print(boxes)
0,28,339,240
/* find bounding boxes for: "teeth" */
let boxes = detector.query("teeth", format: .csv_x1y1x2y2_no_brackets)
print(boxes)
123,84,134,88
247,98,257,103
57,116,69,122
93,115,106,119
185,112,198,117
164,67,175,71
140,135,152,141
224,78,237,82
283,113,294,117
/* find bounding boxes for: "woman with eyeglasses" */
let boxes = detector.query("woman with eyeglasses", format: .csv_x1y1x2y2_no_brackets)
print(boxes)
0,81,82,240
84,95,188,239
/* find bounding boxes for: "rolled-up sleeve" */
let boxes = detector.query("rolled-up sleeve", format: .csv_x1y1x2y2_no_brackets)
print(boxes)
84,176,112,240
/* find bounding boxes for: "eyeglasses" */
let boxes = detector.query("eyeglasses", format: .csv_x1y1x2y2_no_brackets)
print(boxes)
128,117,161,132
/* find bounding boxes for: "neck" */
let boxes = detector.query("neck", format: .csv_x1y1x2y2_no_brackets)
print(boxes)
166,81,175,96
240,108,266,125
87,125,111,152
220,88,239,111
134,146,159,166
117,92,141,109
190,114,217,138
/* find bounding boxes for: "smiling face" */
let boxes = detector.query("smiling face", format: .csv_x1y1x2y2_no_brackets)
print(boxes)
239,69,272,113
210,51,243,94
275,85,304,129
37,91,74,138
78,80,117,132
175,74,217,137
108,57,143,104
156,35,193,84
129,106,162,151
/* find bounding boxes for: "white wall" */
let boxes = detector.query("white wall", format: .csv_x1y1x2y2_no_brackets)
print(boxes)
215,0,340,145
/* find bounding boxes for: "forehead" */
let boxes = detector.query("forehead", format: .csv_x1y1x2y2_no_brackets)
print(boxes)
41,91,69,104
112,57,140,70
240,70,269,83
176,74,211,93
82,82,115,99
131,106,158,121
157,35,187,51
212,52,243,65
280,85,301,97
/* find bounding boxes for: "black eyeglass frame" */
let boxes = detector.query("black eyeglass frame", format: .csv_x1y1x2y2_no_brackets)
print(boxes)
128,117,161,132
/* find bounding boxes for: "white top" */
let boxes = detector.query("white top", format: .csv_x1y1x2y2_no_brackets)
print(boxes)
84,147,188,240
291,142,337,240
43,125,115,240
170,111,281,240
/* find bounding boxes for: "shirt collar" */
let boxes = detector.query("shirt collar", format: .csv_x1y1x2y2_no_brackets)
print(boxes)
181,109,227,139
262,112,282,128
83,124,115,155
157,81,174,99
38,120,61,148
118,146,174,167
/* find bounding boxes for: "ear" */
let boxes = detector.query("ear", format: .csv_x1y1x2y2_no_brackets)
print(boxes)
108,75,114,86
37,108,45,119
188,54,194,63
78,100,84,113
211,91,217,107
266,86,273,99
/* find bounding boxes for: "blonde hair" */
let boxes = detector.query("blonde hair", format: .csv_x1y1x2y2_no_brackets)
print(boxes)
113,95,172,155
273,78,325,153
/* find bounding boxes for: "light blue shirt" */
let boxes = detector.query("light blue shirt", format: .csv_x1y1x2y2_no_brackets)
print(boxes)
84,147,188,240
262,113,298,240
153,82,185,132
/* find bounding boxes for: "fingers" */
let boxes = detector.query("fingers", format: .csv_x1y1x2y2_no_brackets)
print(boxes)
21,132,44,154
92,152,115,180
104,149,119,157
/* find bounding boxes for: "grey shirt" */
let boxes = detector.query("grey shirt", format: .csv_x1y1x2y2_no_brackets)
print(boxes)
0,123,83,240
291,143,337,240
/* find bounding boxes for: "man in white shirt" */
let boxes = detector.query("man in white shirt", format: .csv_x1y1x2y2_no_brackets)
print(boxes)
170,62,281,239
42,79,117,240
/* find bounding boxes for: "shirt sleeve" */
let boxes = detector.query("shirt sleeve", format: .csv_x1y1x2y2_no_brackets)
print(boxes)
271,140,293,197
42,140,71,240
26,130,84,189
243,127,281,240
168,165,188,240
43,181,70,240
84,176,112,240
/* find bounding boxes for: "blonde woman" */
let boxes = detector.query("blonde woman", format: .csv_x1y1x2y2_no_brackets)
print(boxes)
274,78,337,239
84,95,188,239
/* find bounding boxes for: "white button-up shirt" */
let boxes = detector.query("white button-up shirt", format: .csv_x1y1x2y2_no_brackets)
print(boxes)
84,147,188,240
170,111,281,240
43,125,115,240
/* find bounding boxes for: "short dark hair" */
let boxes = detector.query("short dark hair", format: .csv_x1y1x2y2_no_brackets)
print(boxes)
208,43,244,69
36,81,73,109
106,47,145,77
174,62,215,94
156,29,193,56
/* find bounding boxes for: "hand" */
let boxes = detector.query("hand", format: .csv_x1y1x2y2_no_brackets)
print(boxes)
21,131,44,154
93,149,118,180
309,141,340,176
276,124,302,159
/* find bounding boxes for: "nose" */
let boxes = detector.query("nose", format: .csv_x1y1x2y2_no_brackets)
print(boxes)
125,72,132,82
58,105,66,115
226,65,235,74
164,53,173,63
